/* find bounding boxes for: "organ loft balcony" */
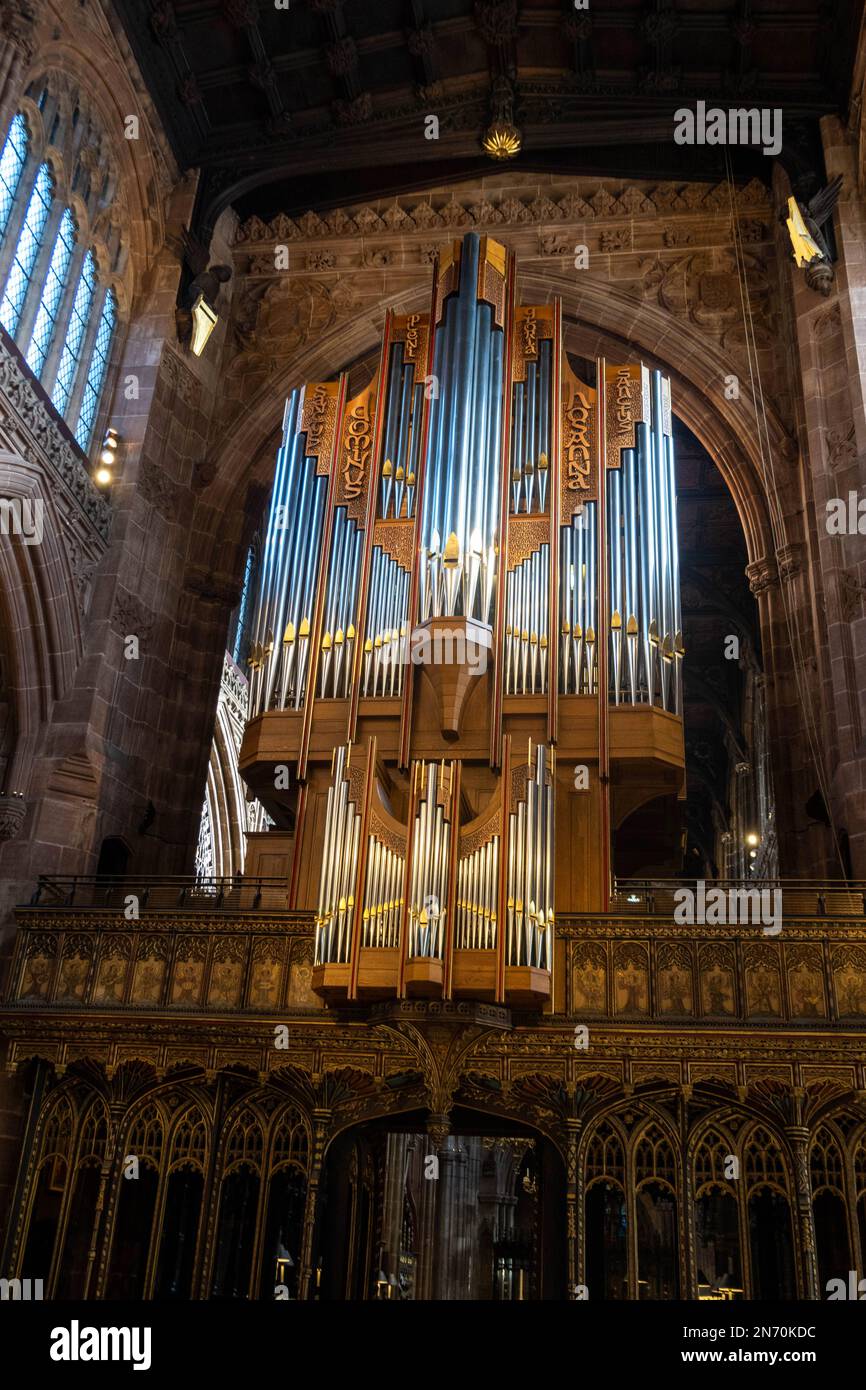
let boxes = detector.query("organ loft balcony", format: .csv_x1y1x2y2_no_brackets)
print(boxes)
3,876,866,1067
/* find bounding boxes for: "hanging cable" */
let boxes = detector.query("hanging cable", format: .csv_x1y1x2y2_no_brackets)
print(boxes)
724,149,849,880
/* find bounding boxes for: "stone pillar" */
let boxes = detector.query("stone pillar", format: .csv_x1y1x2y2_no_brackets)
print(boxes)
414,1111,451,1300
776,125,866,876
378,1132,409,1283
786,1124,819,1300
298,1108,330,1300
0,3,35,137
746,557,833,876
431,1137,467,1300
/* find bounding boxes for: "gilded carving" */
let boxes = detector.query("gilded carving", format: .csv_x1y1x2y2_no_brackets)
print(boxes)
572,943,607,1014
561,374,596,513
372,520,414,570
338,395,374,517
605,363,648,468
614,944,649,1016
301,382,339,474
392,311,430,369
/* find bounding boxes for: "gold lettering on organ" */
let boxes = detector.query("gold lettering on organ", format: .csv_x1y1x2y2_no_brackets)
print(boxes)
521,307,537,359
343,404,371,499
405,314,421,362
305,384,330,456
564,391,593,491
615,368,632,429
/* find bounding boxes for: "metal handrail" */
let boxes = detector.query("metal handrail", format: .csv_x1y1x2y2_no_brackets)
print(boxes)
24,874,301,912
611,877,866,917
19,873,866,918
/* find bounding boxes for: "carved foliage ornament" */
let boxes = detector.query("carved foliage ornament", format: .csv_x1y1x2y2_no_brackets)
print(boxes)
235,179,771,246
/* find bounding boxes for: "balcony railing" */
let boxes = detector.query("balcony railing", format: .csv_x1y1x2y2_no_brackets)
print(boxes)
26,874,295,913
27,874,866,918
611,879,866,917
3,873,866,1025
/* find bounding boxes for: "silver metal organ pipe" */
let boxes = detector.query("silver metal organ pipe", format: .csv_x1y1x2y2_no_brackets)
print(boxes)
253,439,296,712
504,745,554,968
249,392,297,659
468,301,493,576
247,431,286,703
315,781,335,962
395,363,414,517
525,360,537,515
622,446,639,705
261,435,311,713
608,464,623,704
559,523,572,694
449,236,481,580
304,478,328,704
585,502,597,695
650,372,671,710
666,426,683,715
421,313,449,559
407,381,425,520
538,339,551,512
380,343,404,516
574,512,585,694
316,747,361,965
511,381,525,514
637,417,658,706
485,322,504,564
419,236,502,624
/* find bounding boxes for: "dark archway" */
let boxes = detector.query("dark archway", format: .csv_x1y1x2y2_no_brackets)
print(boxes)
316,1107,565,1301
95,835,131,879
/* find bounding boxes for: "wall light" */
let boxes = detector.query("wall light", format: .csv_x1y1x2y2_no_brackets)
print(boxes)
95,428,119,486
190,292,219,356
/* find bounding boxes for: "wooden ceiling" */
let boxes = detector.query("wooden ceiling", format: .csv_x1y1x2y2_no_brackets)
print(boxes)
115,1,864,236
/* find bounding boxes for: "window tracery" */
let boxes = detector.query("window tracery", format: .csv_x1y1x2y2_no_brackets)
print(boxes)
0,79,125,453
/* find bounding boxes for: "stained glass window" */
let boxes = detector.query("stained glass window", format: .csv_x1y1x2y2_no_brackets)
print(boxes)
52,248,95,414
0,114,28,244
74,288,116,451
0,161,52,337
26,206,75,378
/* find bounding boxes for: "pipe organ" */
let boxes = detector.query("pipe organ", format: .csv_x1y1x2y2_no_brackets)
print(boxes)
239,232,686,1009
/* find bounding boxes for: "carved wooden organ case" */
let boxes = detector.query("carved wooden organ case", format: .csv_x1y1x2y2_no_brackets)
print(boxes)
239,232,685,1010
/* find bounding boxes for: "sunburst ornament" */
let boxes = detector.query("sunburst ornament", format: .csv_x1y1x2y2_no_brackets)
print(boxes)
482,119,521,159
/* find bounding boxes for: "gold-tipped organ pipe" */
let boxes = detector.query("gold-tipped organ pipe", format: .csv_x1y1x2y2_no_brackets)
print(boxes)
506,744,554,967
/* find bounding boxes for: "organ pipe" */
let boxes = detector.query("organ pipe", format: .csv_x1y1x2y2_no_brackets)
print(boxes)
315,744,361,965
407,761,454,960
506,742,554,970
557,367,681,712
242,232,685,1009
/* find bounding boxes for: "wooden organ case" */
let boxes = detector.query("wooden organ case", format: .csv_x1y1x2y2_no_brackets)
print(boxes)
239,233,685,1010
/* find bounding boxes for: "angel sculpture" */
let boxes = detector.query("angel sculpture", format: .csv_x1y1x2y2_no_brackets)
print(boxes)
783,174,843,297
